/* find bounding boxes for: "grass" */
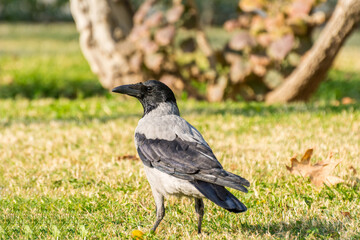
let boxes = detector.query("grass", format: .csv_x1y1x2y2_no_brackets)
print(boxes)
0,23,106,99
0,23,360,239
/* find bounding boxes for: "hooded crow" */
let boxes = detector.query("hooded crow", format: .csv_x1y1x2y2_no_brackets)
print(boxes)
112,80,250,233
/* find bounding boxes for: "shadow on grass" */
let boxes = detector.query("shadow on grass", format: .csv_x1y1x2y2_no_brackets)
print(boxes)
181,102,360,118
314,70,360,102
1,69,359,127
237,218,350,238
0,112,141,128
1,100,359,128
183,70,360,117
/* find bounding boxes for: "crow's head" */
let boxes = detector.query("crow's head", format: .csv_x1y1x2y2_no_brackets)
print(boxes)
112,80,177,115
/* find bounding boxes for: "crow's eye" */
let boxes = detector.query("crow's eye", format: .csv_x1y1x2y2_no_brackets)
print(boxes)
146,86,153,92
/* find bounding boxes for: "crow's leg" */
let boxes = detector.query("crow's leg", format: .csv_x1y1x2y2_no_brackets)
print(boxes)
195,198,204,234
151,190,165,233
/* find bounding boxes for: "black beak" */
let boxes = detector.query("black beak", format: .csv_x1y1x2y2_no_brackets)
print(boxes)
112,83,143,98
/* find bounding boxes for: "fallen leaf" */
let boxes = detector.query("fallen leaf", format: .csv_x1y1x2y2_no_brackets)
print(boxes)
286,149,344,187
117,155,139,161
341,97,356,105
131,229,144,239
341,212,352,219
349,165,357,176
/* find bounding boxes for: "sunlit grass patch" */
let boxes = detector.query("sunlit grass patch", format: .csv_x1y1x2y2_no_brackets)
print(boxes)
0,23,360,239
1,97,359,239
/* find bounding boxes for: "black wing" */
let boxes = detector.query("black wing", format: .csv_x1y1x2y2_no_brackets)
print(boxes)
136,133,249,192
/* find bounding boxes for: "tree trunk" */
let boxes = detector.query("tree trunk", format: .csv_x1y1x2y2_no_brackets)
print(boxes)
265,0,360,104
70,0,143,89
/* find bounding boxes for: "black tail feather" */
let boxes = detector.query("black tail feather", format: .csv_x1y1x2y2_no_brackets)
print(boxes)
191,180,247,213
195,169,249,193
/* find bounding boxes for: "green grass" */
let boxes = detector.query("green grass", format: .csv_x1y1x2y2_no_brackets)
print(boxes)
0,23,360,239
0,23,106,99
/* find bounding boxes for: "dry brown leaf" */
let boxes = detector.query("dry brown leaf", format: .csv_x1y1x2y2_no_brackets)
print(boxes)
341,97,356,105
349,165,357,176
286,149,344,187
341,211,352,219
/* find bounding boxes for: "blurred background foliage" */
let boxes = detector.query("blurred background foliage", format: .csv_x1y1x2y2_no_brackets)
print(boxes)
104,0,338,101
0,0,337,23
0,0,240,23
0,0,359,102
0,0,71,22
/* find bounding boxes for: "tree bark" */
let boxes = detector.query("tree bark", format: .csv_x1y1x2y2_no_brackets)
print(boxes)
265,0,360,104
70,0,143,89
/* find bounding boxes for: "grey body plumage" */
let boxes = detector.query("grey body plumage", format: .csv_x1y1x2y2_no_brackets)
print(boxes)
112,80,250,233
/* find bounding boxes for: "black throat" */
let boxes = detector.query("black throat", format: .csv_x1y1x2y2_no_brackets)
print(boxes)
140,100,158,116
139,100,179,117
